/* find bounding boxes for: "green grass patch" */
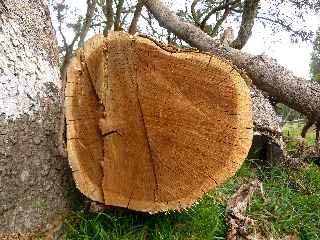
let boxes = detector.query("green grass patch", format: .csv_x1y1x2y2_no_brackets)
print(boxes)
247,162,320,239
64,196,229,240
63,118,320,240
64,160,320,239
63,163,250,240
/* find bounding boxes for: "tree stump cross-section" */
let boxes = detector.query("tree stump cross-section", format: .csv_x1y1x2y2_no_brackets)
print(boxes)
65,32,253,213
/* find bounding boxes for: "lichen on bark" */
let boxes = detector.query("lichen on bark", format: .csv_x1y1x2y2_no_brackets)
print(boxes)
0,0,69,234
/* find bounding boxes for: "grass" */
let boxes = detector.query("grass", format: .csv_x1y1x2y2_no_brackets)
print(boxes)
64,189,230,239
247,161,320,239
63,123,320,240
282,121,317,152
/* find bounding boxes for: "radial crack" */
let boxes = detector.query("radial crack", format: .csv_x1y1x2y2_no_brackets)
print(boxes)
135,79,159,203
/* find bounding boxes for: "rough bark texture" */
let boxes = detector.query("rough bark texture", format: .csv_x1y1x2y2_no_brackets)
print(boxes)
249,86,285,161
144,0,320,123
66,32,253,213
0,0,68,234
226,179,261,240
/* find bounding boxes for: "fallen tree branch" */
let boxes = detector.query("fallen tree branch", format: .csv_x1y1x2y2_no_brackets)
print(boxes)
144,0,320,122
226,179,262,240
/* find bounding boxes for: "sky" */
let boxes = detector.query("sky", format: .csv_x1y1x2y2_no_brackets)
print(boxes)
242,11,319,79
50,0,319,79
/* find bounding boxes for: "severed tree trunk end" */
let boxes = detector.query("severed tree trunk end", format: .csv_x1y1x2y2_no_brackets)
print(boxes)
65,32,253,213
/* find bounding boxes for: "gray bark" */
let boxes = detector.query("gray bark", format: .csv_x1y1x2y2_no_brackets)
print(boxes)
144,0,320,123
230,0,260,49
78,0,97,47
0,0,69,235
104,0,114,34
249,87,285,161
114,0,125,31
128,0,145,34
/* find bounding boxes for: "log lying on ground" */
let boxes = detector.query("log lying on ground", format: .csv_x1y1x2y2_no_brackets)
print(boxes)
249,86,285,161
144,0,320,123
65,32,253,212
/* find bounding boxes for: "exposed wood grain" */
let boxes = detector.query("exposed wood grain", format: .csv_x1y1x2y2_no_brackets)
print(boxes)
66,32,253,212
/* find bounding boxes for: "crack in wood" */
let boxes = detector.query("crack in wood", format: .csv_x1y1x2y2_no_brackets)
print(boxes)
135,75,159,203
126,190,134,209
101,129,122,137
207,175,218,185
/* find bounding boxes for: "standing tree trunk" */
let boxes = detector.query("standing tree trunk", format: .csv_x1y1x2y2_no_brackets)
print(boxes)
0,0,68,236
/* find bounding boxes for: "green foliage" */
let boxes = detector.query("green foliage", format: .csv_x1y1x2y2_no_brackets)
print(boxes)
310,27,320,82
63,158,320,239
276,103,304,121
64,158,320,239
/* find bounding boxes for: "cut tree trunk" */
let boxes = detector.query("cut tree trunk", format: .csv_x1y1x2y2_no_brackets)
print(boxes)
65,32,253,213
0,0,68,236
143,0,320,123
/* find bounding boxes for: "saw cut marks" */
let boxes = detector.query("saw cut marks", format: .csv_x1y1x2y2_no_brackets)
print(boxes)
66,32,253,213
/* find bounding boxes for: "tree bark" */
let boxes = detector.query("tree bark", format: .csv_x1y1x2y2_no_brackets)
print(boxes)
0,0,68,235
144,0,320,122
230,0,260,49
78,0,97,47
128,0,145,34
114,0,125,31
249,86,285,161
104,0,114,34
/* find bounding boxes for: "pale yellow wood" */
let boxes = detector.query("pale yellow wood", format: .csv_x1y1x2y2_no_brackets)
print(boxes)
66,32,253,212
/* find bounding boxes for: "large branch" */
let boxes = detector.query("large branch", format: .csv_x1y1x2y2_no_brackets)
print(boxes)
114,0,125,30
128,0,145,34
78,0,97,47
230,0,259,49
144,0,320,121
